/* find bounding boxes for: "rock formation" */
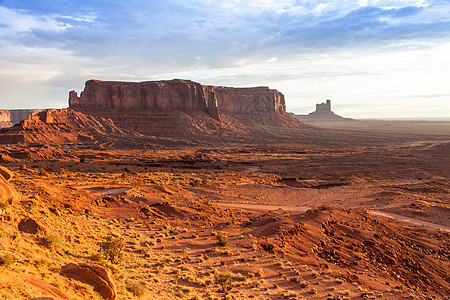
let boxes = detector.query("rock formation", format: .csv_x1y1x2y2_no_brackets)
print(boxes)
69,79,286,121
293,100,353,124
313,100,332,116
67,79,303,138
0,109,44,128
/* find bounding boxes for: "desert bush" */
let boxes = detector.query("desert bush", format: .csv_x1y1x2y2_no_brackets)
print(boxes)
42,234,63,249
0,253,14,267
100,235,124,264
216,232,228,247
126,281,146,296
90,253,103,262
215,273,233,293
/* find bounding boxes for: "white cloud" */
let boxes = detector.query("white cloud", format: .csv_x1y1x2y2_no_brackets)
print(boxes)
0,7,71,33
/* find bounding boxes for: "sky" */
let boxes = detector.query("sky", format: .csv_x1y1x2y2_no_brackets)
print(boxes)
0,0,449,118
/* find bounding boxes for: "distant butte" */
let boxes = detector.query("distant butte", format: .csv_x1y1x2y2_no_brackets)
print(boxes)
293,99,354,124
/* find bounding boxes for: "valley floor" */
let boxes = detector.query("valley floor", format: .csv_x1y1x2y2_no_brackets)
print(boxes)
0,125,449,299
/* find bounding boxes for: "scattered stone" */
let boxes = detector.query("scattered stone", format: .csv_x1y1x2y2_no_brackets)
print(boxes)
60,263,117,300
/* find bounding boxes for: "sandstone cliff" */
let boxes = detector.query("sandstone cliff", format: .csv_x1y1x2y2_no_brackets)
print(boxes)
69,79,287,121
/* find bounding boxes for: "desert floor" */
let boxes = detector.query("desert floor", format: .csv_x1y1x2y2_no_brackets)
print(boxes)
0,120,449,299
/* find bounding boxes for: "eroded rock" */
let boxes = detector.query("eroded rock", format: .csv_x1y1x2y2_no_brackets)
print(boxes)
60,263,117,300
0,166,20,203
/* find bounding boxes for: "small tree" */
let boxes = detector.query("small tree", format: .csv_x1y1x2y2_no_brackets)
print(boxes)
100,235,124,264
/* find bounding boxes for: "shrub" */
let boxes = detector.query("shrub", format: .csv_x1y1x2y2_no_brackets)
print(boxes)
0,253,14,267
215,273,232,293
216,232,228,247
42,234,62,249
126,281,146,296
100,235,124,264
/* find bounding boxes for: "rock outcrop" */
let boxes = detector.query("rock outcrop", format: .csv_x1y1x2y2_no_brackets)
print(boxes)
0,109,44,128
60,263,117,300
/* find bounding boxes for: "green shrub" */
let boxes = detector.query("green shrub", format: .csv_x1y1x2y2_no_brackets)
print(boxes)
100,235,124,264
216,232,228,247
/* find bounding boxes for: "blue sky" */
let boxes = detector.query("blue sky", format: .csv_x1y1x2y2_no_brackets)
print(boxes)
0,0,449,118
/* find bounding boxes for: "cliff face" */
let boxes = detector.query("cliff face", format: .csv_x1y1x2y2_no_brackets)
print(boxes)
69,79,287,120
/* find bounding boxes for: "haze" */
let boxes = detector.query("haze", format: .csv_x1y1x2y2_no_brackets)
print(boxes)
0,0,449,119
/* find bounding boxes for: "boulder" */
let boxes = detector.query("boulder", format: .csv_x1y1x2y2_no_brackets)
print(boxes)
60,263,117,300
18,217,46,234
